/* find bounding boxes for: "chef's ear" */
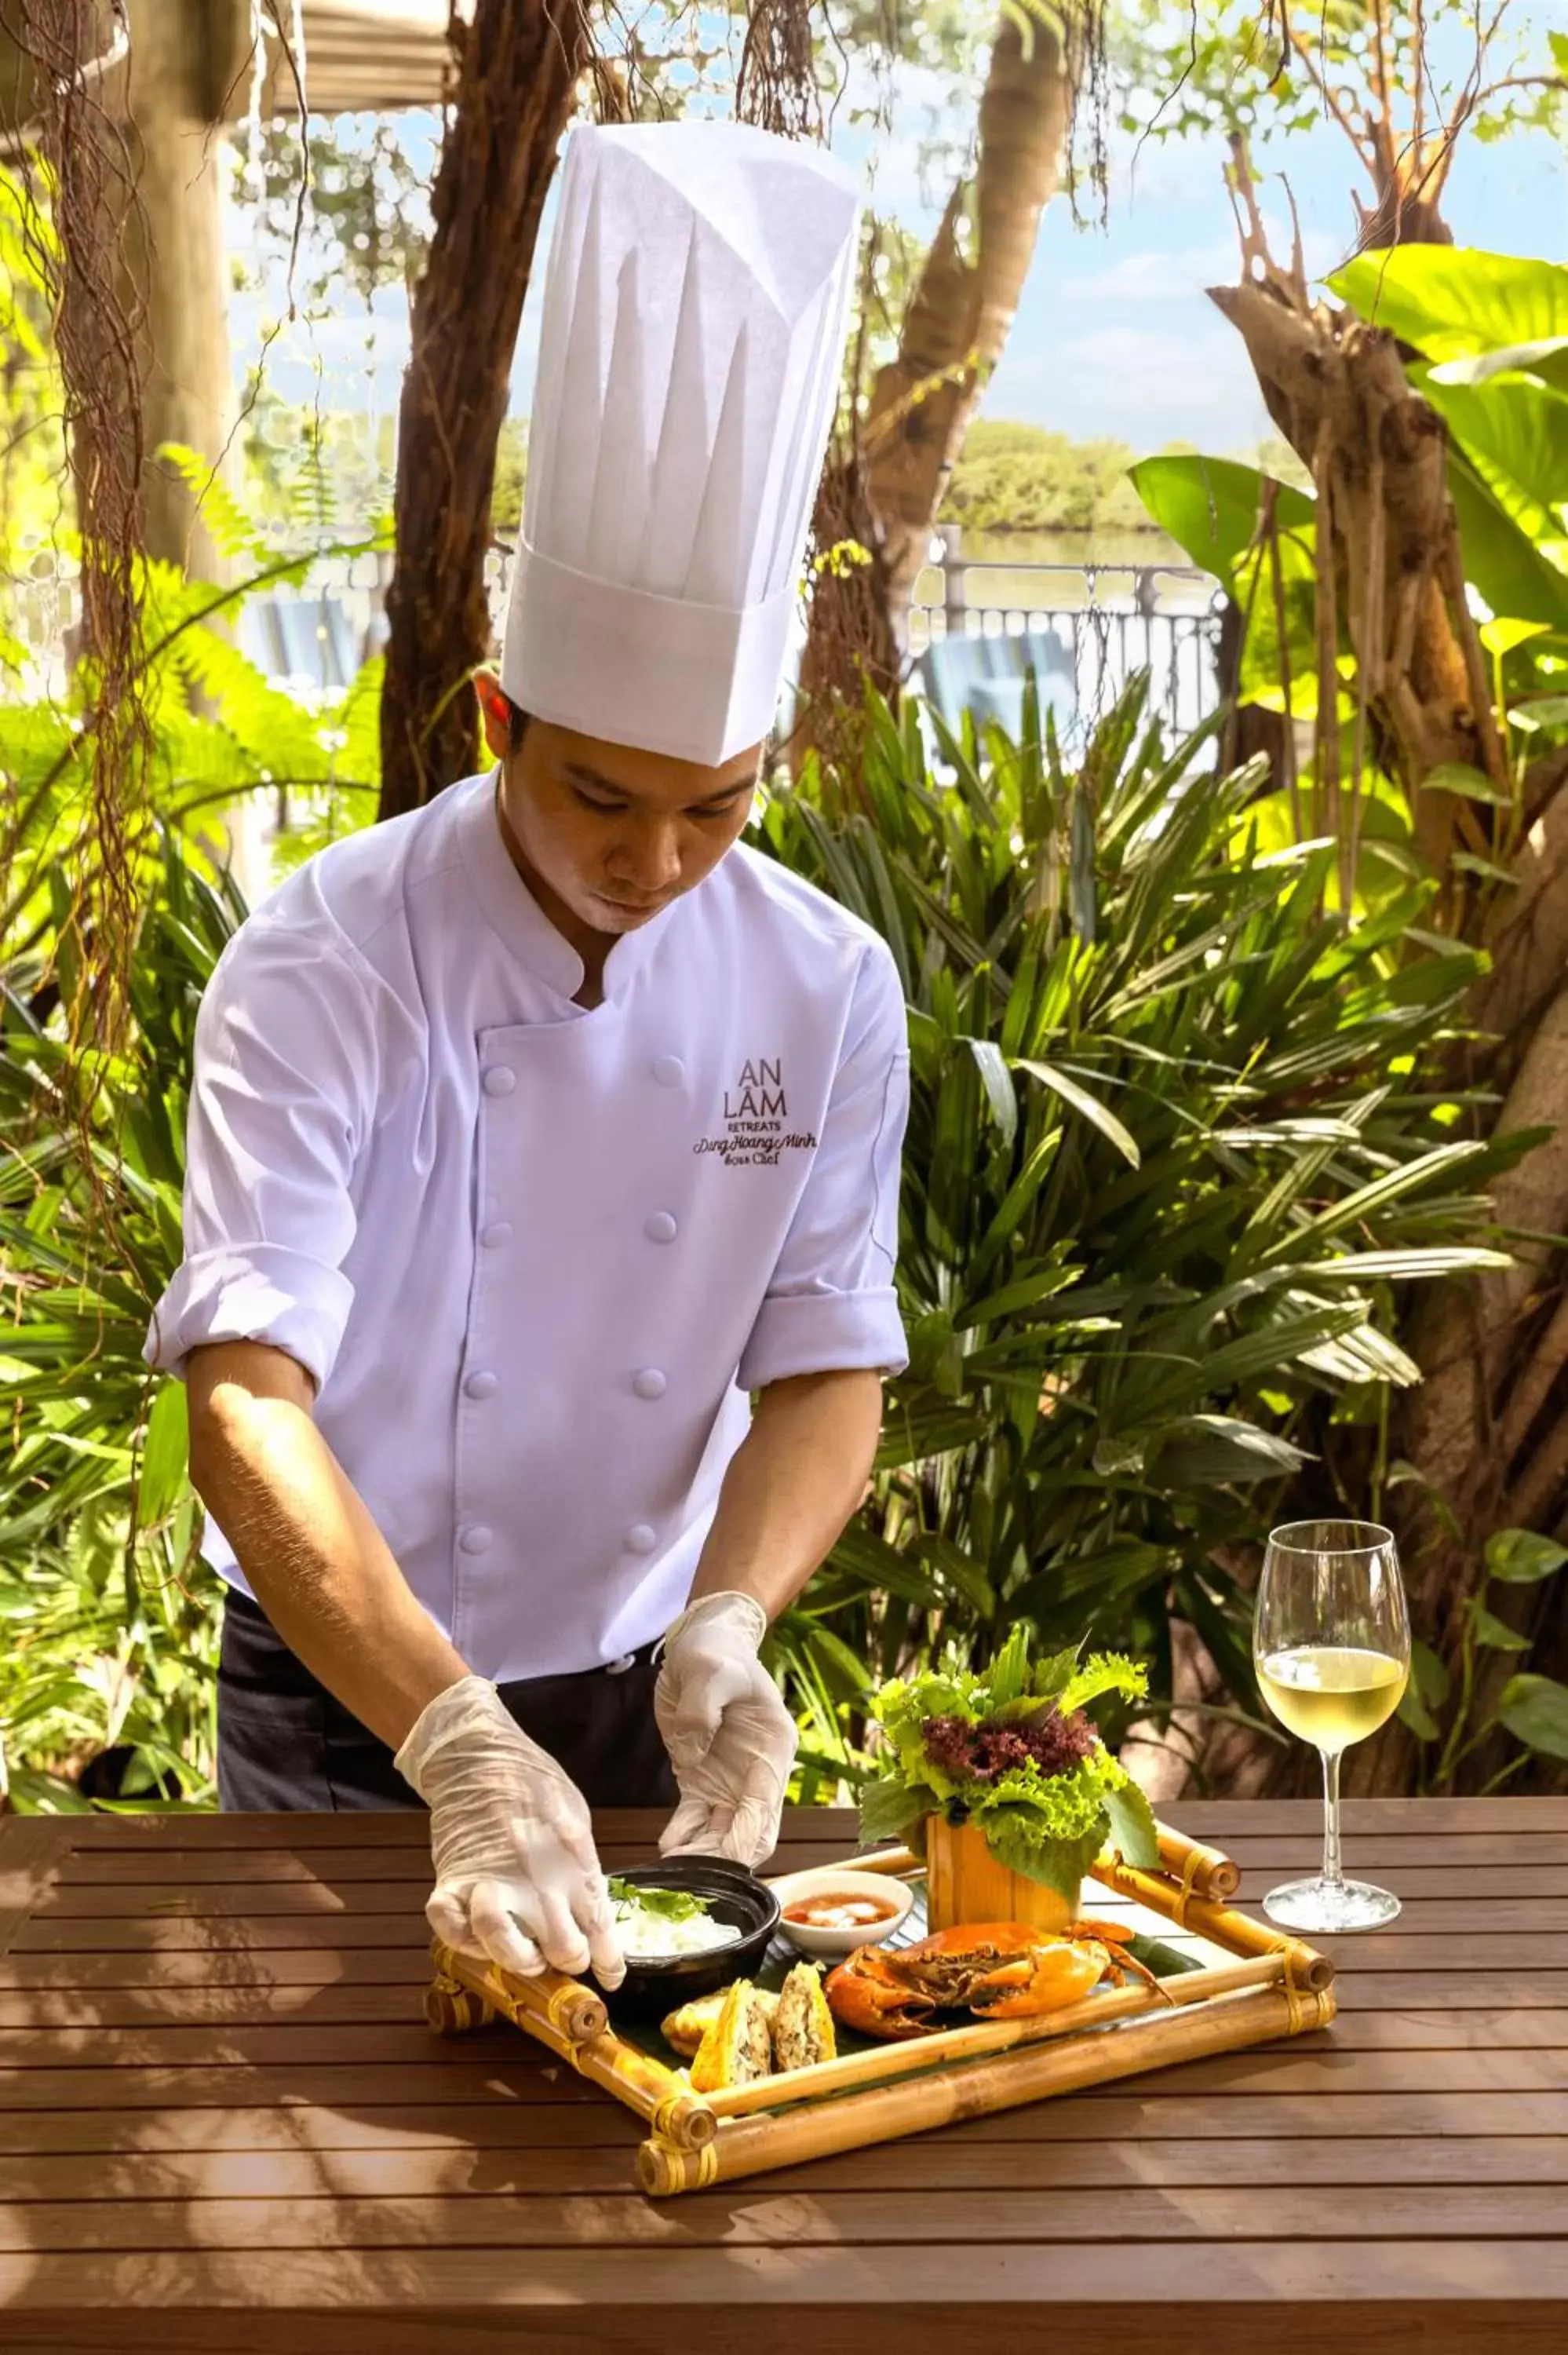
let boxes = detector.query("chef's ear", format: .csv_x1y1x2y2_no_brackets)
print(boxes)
475,670,523,764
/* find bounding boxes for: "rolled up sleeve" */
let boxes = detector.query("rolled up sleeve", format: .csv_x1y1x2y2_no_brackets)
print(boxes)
738,944,910,1389
144,921,376,1391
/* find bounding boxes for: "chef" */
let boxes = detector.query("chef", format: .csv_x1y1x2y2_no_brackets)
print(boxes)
146,119,910,1993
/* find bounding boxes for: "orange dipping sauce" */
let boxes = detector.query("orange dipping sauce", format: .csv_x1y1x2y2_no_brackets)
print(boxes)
782,1891,903,1930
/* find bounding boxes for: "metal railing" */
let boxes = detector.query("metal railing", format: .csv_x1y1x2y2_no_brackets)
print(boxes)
909,528,1227,743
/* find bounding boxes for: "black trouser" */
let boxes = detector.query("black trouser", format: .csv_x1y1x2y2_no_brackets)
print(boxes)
216,1586,678,1813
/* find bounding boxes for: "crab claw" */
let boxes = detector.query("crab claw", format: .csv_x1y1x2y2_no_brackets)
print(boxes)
824,1951,940,2040
973,1937,1110,2017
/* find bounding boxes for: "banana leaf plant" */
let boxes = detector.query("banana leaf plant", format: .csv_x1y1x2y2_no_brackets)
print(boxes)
761,677,1522,1794
0,831,239,1807
0,680,1520,1810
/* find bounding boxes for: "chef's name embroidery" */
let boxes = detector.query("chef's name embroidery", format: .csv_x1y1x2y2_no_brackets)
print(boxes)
695,1057,818,1168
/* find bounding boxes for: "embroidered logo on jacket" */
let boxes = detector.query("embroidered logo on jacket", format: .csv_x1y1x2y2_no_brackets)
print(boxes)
695,1057,819,1168
725,1057,786,1119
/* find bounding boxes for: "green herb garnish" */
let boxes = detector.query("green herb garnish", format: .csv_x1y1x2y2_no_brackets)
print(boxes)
608,1877,713,1923
859,1625,1160,1902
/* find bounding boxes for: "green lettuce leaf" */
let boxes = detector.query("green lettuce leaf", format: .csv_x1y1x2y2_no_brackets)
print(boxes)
1030,1645,1085,1701
982,1811,1106,1903
858,1776,930,1846
861,1633,1155,1899
969,1753,1123,1846
1103,1778,1160,1871
986,1625,1034,1707
607,1878,710,1923
1056,1652,1150,1717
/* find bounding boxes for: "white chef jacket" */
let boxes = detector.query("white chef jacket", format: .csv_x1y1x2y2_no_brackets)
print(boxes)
145,771,910,1682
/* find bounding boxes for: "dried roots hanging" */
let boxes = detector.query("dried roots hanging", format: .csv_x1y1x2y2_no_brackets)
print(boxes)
6,0,153,1071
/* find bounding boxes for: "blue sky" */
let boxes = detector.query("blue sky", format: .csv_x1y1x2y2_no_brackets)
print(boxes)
230,9,1568,464
993,94,1568,451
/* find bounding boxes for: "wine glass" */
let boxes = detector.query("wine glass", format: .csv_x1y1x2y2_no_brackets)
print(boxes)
1253,1518,1411,1932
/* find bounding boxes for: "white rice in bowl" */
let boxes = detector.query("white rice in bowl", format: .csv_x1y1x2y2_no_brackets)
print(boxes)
609,1882,743,1960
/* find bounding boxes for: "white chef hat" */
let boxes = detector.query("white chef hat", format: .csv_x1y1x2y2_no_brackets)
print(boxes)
501,119,860,767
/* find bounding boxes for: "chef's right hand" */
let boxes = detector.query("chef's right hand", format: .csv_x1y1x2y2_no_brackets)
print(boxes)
394,1674,625,1989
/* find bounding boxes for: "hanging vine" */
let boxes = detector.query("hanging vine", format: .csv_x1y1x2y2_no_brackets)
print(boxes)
5,0,151,1067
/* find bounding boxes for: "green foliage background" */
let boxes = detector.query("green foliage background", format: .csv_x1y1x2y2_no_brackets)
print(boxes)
3,596,1519,1807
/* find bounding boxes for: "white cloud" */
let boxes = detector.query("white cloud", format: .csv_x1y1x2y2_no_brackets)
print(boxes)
1056,240,1241,303
987,322,1274,455
1055,219,1339,305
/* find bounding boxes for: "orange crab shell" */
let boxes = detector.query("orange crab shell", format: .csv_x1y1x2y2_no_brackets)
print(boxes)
822,1942,937,2041
824,1918,1145,2040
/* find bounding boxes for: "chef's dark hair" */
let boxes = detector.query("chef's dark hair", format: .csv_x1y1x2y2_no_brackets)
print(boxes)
503,697,530,758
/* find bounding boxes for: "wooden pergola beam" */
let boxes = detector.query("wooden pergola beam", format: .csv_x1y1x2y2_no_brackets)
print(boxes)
0,0,458,578
232,1,457,121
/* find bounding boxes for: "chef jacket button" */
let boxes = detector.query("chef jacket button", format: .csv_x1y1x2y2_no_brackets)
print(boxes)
465,1371,498,1400
625,1524,657,1554
480,1221,513,1249
633,1367,667,1401
482,1066,516,1097
459,1524,493,1556
644,1210,678,1244
651,1054,685,1089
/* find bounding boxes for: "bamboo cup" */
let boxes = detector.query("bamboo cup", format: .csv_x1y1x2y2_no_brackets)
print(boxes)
925,1817,1077,1933
638,1978,1336,2196
702,1952,1280,2120
828,1817,1239,1904
1086,1855,1334,1992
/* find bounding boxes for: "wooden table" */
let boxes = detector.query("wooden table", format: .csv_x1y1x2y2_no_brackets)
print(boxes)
1,1798,1564,2352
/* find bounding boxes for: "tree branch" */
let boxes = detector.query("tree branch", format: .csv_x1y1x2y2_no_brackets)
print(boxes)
1499,1287,1568,1468
1504,1389,1568,1537
1285,23,1370,163
1437,500,1509,794
1468,73,1568,107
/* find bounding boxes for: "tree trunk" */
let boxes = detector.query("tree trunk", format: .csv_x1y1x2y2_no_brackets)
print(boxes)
1202,246,1568,1795
1158,163,1568,1802
797,7,1078,739
789,446,903,780
3,0,151,1050
117,0,246,582
0,0,246,580
1206,276,1505,893
1380,758,1568,1786
866,13,1076,640
1214,592,1289,788
1350,115,1456,256
377,0,588,822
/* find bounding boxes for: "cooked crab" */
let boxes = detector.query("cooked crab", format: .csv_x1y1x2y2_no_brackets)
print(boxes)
825,1919,1165,2040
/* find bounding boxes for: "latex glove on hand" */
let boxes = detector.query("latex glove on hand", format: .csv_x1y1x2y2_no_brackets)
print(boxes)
395,1675,625,1989
655,1591,797,1869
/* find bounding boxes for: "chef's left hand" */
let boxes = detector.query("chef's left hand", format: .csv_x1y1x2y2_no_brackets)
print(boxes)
655,1590,796,1868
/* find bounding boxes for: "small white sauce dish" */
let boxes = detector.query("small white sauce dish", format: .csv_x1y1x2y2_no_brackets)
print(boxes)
768,1867,916,1960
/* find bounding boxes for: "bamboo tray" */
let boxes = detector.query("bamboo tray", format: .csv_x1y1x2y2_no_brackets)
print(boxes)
423,1818,1335,2196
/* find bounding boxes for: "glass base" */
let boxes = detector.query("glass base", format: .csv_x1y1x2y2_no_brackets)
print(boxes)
1262,1875,1401,1932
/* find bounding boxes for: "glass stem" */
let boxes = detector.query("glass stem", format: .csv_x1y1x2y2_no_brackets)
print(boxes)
1320,1747,1344,1889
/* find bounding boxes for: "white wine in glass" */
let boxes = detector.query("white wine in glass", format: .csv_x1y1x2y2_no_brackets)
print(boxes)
1254,1520,1411,1932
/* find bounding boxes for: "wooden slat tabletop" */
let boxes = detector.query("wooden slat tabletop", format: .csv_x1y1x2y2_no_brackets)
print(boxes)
1,1798,1564,2353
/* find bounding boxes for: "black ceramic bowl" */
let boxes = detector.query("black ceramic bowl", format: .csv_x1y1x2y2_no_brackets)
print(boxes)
607,1856,780,2017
